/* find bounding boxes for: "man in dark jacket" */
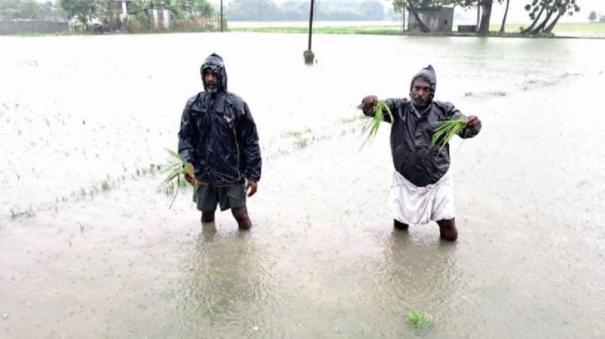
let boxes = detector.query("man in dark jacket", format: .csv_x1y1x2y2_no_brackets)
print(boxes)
178,53,262,230
359,65,481,241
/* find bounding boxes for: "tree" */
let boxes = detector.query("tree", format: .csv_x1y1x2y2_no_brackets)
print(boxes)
18,0,42,19
477,0,492,34
41,1,67,20
393,0,447,32
394,0,499,34
499,0,510,33
0,0,59,20
522,0,580,35
60,0,102,30
588,11,597,23
177,0,213,18
452,0,505,35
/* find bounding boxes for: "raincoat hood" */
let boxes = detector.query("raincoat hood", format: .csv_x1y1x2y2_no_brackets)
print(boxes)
200,53,228,93
410,65,436,101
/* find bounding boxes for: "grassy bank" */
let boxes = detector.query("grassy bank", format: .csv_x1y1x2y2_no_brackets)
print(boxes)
230,22,605,38
4,22,603,38
491,22,605,37
231,25,403,35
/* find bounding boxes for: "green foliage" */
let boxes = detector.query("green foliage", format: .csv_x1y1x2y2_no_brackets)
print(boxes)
525,0,580,18
432,117,466,153
55,0,214,32
407,310,434,329
523,0,580,34
60,0,101,29
392,0,461,13
136,0,215,31
0,0,63,20
177,0,214,18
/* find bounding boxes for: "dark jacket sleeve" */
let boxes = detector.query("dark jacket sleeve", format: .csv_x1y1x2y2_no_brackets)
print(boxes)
177,97,198,163
237,102,262,182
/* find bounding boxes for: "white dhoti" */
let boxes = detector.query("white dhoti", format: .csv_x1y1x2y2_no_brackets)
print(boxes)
389,170,455,225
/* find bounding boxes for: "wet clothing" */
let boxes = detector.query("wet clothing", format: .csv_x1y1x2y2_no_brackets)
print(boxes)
389,170,454,225
363,65,475,187
368,98,472,187
178,53,262,186
195,183,246,212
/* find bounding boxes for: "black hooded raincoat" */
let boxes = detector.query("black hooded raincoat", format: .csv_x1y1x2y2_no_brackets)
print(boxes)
178,54,262,186
365,65,474,187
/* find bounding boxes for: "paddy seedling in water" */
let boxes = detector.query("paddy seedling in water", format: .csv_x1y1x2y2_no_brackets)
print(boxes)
359,100,393,149
9,205,35,219
407,310,434,329
432,117,467,153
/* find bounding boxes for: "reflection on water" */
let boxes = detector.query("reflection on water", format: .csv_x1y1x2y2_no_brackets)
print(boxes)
176,229,275,337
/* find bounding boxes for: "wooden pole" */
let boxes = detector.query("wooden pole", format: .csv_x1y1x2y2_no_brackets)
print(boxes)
304,0,315,64
220,0,224,32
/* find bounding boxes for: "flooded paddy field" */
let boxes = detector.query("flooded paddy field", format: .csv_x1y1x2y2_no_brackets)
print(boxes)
1,33,604,338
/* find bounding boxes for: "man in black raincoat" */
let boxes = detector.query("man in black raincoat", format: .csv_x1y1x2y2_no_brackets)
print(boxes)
178,53,262,230
359,65,481,241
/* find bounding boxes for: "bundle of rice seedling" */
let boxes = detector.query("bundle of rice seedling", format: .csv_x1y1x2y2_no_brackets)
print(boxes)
161,149,198,208
359,100,393,149
431,117,467,153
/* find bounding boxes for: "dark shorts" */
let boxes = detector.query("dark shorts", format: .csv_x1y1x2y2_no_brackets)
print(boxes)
194,184,246,212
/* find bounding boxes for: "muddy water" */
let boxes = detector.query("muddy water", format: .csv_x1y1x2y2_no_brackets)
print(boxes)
1,33,604,338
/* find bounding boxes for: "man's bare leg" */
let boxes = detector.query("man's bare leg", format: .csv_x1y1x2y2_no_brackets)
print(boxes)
394,219,409,231
201,211,215,223
232,206,252,230
437,218,458,241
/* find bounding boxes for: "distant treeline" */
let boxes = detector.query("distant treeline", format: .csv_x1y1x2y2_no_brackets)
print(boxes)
226,0,387,21
0,0,65,21
1,0,218,33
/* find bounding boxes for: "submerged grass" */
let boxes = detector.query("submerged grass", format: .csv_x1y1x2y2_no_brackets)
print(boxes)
359,100,392,149
407,310,434,329
283,127,313,149
432,117,467,153
161,149,198,208
9,205,35,219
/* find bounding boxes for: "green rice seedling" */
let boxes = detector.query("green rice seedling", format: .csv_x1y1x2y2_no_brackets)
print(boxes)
9,205,35,219
161,149,198,208
293,136,309,149
407,310,434,329
359,100,393,149
432,117,467,153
